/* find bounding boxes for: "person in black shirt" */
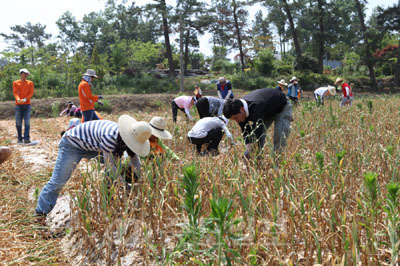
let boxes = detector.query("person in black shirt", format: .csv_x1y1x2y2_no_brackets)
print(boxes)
223,88,292,158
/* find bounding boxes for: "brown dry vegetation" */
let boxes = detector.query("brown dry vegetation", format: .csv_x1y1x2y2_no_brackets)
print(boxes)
1,93,400,265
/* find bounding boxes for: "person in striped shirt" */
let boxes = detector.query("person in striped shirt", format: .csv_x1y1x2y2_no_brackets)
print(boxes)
35,115,152,216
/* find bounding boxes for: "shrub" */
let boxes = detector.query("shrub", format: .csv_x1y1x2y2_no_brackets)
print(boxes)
231,71,274,91
253,49,275,76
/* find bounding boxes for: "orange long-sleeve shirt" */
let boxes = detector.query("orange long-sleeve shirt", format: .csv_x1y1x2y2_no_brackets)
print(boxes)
78,80,99,111
13,79,34,105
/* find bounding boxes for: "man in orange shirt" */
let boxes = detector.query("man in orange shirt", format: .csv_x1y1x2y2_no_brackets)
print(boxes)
13,68,34,144
78,69,103,122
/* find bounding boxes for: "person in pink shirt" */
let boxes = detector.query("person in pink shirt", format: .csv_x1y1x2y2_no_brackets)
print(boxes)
335,78,353,107
171,95,196,122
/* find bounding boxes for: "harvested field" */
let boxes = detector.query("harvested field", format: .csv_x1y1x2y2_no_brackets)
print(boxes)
0,93,400,265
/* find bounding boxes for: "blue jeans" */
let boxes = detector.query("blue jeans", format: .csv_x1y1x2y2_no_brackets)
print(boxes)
35,137,100,215
15,104,31,141
82,109,100,122
258,101,293,152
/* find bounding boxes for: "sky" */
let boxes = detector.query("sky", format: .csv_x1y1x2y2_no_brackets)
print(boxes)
0,0,397,57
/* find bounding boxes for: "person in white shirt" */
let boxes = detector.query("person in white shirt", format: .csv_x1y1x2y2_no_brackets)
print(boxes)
187,116,235,156
314,85,336,105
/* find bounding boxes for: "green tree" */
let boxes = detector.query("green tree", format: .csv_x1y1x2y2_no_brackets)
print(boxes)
355,0,377,90
0,22,51,65
377,2,400,85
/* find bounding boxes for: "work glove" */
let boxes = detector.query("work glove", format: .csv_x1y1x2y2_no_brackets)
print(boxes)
98,95,103,100
98,101,104,106
347,96,350,100
17,98,27,103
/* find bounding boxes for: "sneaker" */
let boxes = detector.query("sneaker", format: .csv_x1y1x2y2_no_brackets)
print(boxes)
17,140,23,144
24,139,31,144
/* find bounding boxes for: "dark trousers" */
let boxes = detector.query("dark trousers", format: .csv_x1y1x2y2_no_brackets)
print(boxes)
195,98,210,118
188,128,223,153
288,96,298,105
171,101,185,122
15,104,31,141
82,109,100,122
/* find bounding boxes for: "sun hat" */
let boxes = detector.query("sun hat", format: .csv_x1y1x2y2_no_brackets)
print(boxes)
219,77,226,83
327,85,336,96
277,79,288,86
19,68,30,75
290,76,298,82
118,115,152,157
149,116,172,140
334,77,343,85
83,69,98,78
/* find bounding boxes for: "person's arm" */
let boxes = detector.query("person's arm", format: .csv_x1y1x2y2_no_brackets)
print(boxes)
184,108,194,121
158,139,180,160
224,90,232,100
345,85,350,98
222,125,235,145
128,154,141,179
26,82,34,100
103,151,121,180
81,83,99,103
217,90,222,99
217,100,225,116
12,82,21,102
59,107,69,116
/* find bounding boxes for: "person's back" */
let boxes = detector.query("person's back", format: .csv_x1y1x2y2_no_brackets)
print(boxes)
243,88,287,122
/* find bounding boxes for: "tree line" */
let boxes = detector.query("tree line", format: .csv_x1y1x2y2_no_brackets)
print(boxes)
0,0,398,100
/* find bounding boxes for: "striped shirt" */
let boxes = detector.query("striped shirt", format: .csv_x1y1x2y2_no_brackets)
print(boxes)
64,120,119,153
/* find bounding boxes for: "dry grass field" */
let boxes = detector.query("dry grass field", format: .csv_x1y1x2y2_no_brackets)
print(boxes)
0,93,400,265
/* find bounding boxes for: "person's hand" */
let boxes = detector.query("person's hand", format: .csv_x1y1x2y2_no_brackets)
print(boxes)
98,95,103,100
243,150,250,159
98,101,104,106
347,96,350,100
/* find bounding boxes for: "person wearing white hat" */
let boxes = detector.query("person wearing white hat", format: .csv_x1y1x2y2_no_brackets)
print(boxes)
78,69,104,122
13,68,34,144
287,76,302,105
187,116,235,156
217,77,234,100
35,115,152,216
275,79,288,92
335,77,353,107
148,116,179,160
313,85,336,106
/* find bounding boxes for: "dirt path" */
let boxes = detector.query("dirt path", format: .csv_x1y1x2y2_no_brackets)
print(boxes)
0,118,69,264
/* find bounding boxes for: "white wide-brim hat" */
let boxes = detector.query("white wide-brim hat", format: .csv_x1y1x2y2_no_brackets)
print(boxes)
327,85,336,96
290,76,298,82
334,77,343,84
149,116,172,140
83,69,98,78
277,79,288,86
118,115,152,157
